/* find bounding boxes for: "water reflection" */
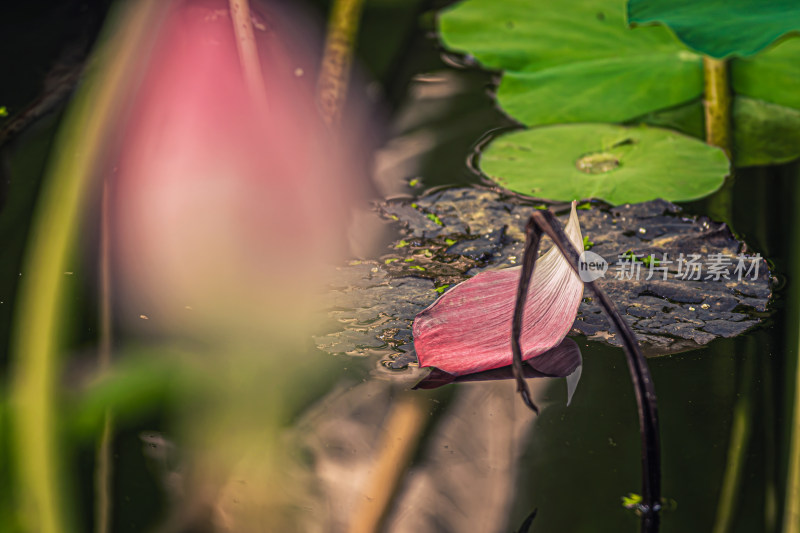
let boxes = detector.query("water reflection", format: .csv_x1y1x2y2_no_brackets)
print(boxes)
415,338,583,407
298,361,580,533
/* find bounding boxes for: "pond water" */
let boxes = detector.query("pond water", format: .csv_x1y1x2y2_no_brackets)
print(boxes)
1,2,798,533
349,15,793,533
304,15,795,533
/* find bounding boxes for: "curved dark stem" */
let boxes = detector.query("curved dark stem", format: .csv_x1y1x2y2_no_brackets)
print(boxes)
515,508,538,533
511,220,543,414
514,209,661,532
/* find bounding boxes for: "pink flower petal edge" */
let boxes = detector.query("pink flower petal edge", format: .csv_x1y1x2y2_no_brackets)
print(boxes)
412,202,584,376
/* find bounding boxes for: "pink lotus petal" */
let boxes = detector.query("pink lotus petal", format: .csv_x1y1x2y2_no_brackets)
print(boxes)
412,203,584,376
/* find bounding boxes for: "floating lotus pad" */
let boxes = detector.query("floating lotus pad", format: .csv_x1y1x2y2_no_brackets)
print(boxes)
439,0,703,126
439,0,800,167
480,124,729,204
314,188,771,360
628,0,800,59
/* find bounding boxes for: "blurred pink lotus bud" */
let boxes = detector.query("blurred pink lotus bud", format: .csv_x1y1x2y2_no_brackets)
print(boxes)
413,203,584,376
111,0,368,337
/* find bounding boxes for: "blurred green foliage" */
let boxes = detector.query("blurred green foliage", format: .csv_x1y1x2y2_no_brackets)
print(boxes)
628,0,800,58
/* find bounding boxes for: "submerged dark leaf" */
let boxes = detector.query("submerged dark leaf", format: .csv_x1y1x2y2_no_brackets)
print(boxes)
316,188,772,360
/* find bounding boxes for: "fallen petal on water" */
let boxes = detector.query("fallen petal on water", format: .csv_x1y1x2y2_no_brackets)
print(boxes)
412,203,584,376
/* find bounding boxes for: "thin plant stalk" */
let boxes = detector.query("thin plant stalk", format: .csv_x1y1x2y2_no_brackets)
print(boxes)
704,56,733,224
8,2,165,531
322,4,425,530
95,182,113,533
512,209,661,532
317,0,365,127
703,56,732,158
761,343,779,532
711,342,755,533
785,358,800,533
95,412,113,533
228,0,268,116
348,392,428,533
783,176,800,533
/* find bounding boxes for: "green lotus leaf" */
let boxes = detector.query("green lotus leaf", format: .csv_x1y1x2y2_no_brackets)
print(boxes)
439,0,703,126
480,124,729,204
630,99,704,140
498,52,702,125
628,0,800,58
631,97,800,167
732,97,800,167
731,37,800,110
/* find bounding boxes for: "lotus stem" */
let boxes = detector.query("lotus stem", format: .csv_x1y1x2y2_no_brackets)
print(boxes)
228,0,268,114
317,0,365,127
785,360,800,532
94,411,113,533
711,344,754,533
348,392,428,533
785,241,800,533
0,60,83,148
513,209,661,532
703,56,732,158
95,182,114,533
704,56,734,224
511,222,544,414
9,2,163,531
781,162,800,533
